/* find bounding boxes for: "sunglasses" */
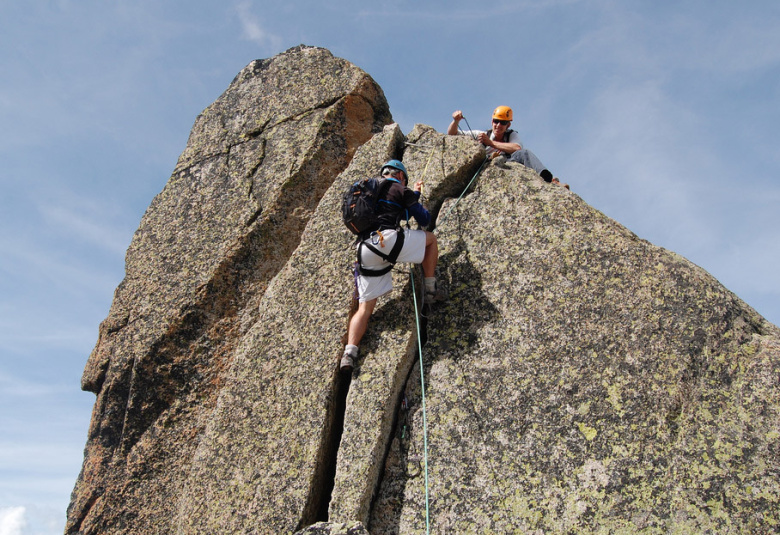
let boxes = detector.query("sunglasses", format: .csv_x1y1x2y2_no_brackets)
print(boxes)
492,119,510,125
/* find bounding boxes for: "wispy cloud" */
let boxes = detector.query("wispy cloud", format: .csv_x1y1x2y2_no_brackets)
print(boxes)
663,8,780,74
37,192,133,257
0,230,122,303
0,504,63,535
0,507,26,535
0,185,130,301
545,3,780,326
235,1,282,50
0,441,88,475
0,371,41,397
0,317,98,360
349,0,583,21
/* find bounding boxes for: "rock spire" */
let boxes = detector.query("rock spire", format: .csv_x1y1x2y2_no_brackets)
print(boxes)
67,46,780,535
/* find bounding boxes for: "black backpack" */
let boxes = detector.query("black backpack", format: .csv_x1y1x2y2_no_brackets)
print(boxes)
342,177,392,237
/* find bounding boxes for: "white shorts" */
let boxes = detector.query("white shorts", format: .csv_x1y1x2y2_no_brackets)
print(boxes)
356,228,427,302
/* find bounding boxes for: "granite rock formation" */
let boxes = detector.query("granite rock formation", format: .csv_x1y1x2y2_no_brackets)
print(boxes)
68,46,780,534
67,45,391,534
366,146,780,534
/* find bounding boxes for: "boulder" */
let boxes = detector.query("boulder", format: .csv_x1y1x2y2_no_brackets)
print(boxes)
172,123,407,533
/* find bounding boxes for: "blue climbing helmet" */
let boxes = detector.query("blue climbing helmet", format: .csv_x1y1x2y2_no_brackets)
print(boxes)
380,159,408,180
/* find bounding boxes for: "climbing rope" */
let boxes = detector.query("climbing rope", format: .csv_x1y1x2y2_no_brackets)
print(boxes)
410,136,491,228
399,139,489,534
437,155,490,228
419,146,435,200
399,145,438,534
454,114,478,141
404,139,438,203
342,138,489,533
409,269,431,535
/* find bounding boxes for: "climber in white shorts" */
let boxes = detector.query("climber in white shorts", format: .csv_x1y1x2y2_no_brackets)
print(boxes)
341,159,446,372
355,227,427,301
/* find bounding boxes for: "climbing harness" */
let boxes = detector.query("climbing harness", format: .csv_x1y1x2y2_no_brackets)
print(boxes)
350,174,413,278
356,230,405,277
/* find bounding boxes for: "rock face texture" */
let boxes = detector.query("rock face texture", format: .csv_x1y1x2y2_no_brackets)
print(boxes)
68,46,780,534
367,157,780,534
67,46,391,534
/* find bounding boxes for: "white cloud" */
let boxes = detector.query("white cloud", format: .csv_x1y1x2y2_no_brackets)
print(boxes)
235,1,282,49
39,200,132,257
0,507,26,535
0,370,73,398
0,232,121,305
0,505,62,535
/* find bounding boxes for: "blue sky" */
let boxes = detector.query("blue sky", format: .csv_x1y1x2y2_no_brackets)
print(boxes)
1,1,778,533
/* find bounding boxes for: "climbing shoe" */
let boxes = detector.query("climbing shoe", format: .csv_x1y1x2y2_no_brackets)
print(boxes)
340,352,355,372
423,286,448,305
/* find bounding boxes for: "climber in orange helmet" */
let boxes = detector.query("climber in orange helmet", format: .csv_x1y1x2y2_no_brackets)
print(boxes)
447,105,563,185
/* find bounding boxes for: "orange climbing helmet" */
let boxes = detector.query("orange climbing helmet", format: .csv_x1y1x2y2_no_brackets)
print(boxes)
492,105,513,122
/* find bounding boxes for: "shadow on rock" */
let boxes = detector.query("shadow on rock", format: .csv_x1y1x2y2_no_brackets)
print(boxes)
426,237,500,360
368,238,499,533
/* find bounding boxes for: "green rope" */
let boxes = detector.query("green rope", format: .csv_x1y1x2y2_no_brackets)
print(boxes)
397,147,489,534
436,155,490,228
409,269,431,534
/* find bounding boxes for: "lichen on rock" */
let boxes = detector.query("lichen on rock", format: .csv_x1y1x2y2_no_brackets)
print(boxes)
67,46,780,535
67,45,391,535
368,156,780,534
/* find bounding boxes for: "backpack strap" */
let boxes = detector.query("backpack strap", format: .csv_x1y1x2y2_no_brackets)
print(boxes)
373,178,405,234
356,230,406,277
486,128,515,143
486,128,516,156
